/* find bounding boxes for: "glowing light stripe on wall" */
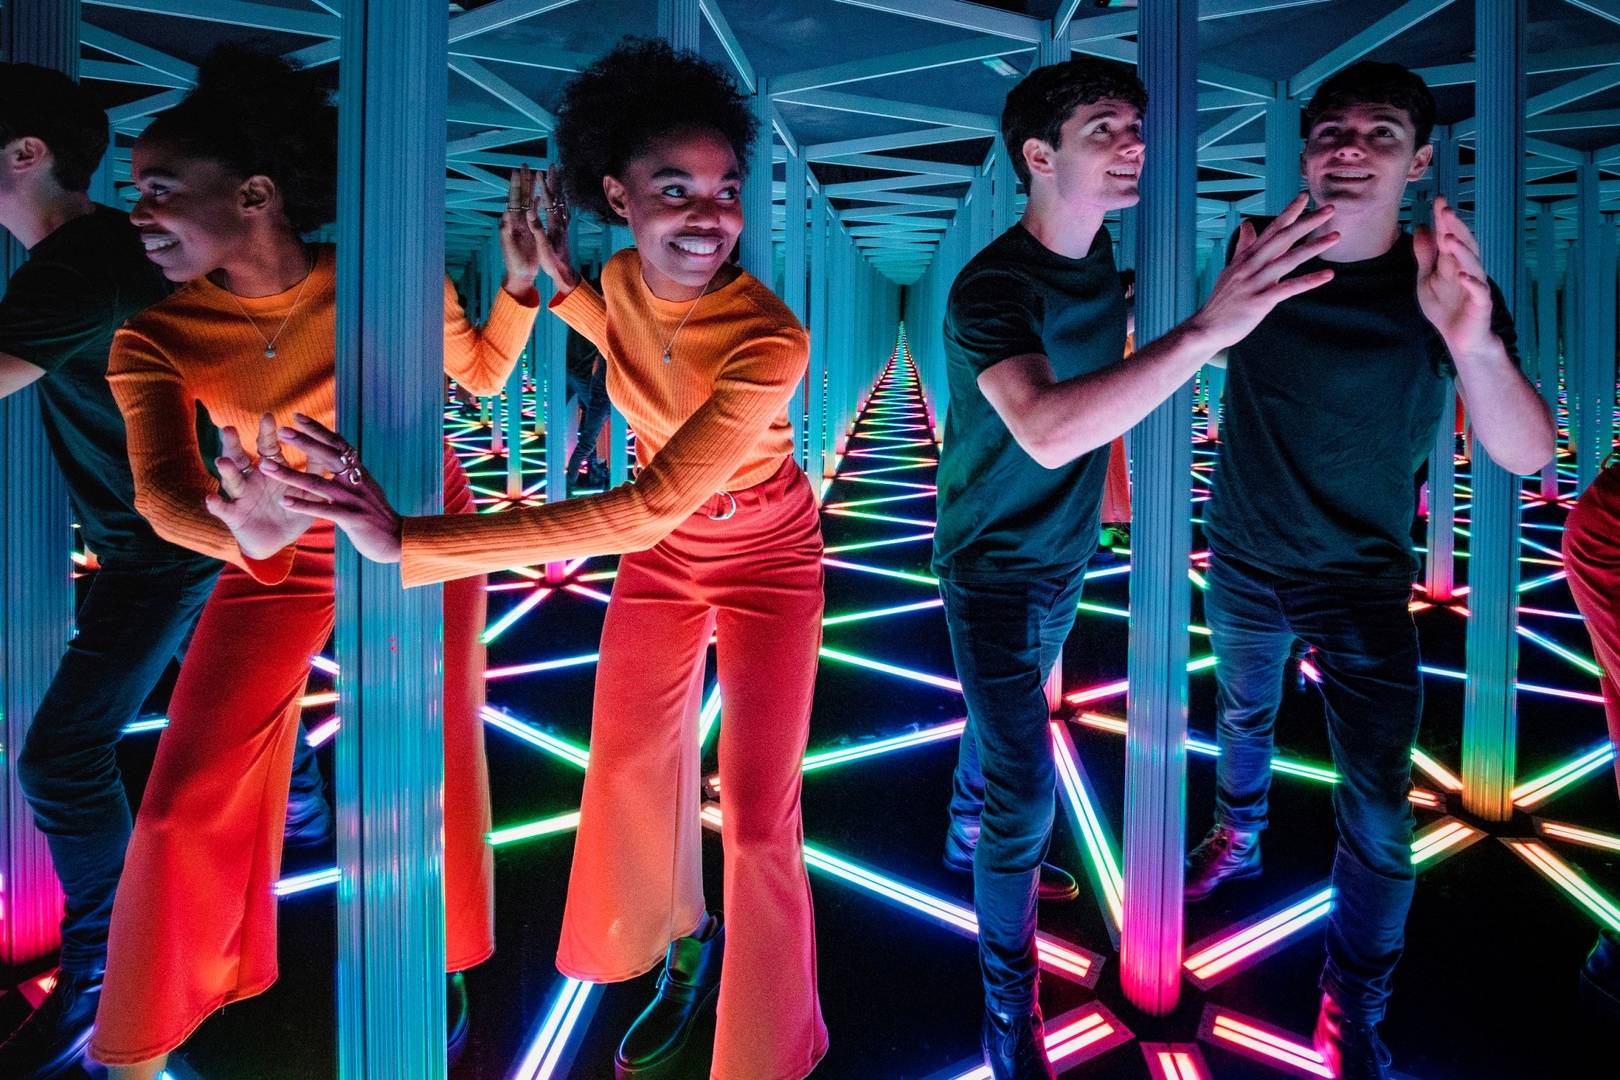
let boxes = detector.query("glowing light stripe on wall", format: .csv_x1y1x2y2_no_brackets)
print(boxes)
480,586,553,644
510,976,600,1080
698,805,1100,986
1419,664,1606,704
1410,746,1464,791
482,707,590,770
818,646,962,693
1199,1007,1332,1078
274,866,340,896
820,557,938,585
485,652,600,679
488,810,581,847
822,531,935,554
801,719,965,772
697,684,723,749
1504,839,1620,932
823,598,945,626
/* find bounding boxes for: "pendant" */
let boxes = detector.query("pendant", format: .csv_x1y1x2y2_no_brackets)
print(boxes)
661,348,671,364
265,346,277,359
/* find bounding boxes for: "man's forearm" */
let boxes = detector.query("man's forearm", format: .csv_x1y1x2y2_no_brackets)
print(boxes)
1028,322,1215,466
1453,337,1557,474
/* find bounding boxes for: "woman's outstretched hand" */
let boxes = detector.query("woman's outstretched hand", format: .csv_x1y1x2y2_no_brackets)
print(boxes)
259,413,405,564
499,165,548,297
204,413,312,559
530,166,579,295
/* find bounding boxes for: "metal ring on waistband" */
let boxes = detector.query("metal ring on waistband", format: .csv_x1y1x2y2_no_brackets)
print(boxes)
707,490,738,521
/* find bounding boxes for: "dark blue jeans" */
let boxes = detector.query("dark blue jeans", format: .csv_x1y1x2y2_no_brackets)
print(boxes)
942,571,1082,1015
1203,552,1422,1024
566,362,610,478
17,554,326,976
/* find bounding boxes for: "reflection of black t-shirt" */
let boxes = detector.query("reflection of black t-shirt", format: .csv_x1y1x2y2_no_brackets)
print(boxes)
0,206,202,558
1206,226,1517,584
933,224,1126,582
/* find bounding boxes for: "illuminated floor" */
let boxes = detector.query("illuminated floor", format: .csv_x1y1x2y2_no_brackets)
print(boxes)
9,342,1616,1078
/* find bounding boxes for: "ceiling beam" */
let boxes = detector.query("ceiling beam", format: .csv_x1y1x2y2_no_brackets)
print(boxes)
699,0,757,93
821,153,979,178
1565,0,1620,27
84,0,336,36
449,57,558,130
774,37,1030,97
830,0,1043,42
804,127,988,160
775,88,997,133
1288,0,1456,97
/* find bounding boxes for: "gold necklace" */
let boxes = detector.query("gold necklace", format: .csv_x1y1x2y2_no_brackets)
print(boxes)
660,281,711,365
225,254,316,359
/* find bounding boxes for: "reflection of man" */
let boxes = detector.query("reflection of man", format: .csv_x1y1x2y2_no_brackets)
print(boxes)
565,323,610,491
934,57,1338,1079
0,64,328,1079
1183,62,1553,1080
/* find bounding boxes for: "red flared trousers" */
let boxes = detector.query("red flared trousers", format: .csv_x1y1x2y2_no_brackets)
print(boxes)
91,446,494,1064
1565,460,1620,792
556,458,828,1080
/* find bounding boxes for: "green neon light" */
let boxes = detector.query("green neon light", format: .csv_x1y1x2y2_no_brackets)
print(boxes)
487,810,581,847
821,557,939,586
822,532,935,554
697,685,722,750
822,599,944,626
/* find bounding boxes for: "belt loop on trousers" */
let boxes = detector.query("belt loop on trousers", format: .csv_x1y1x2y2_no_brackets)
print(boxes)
707,490,738,520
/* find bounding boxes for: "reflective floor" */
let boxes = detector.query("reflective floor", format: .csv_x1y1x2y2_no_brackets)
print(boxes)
8,339,1616,1078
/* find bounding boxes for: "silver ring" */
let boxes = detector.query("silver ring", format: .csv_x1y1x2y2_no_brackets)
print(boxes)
342,466,363,487
706,490,737,521
338,448,359,470
239,462,257,478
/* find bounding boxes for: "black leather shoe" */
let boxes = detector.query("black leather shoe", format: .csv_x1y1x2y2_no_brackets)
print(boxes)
1184,823,1260,902
981,1003,1056,1080
1580,929,1620,1013
615,915,723,1078
1314,992,1391,1080
447,972,470,1065
0,969,101,1080
943,822,1081,903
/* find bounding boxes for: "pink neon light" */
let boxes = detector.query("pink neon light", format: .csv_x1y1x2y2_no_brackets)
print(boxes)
1206,1012,1332,1078
564,583,614,604
1065,678,1130,705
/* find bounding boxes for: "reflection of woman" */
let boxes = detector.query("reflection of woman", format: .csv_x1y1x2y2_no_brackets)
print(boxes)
270,39,827,1080
92,48,541,1078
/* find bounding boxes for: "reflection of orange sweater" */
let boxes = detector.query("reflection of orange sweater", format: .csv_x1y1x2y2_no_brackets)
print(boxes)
400,249,807,588
109,246,536,584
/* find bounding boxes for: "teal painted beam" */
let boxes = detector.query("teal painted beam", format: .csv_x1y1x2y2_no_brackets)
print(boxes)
333,1,449,1074
1288,0,1456,98
1534,202,1562,498
1460,0,1525,823
1121,0,1197,1018
1424,128,1458,599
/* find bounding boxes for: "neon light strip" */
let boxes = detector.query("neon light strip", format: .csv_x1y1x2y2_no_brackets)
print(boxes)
819,646,962,692
485,652,600,679
274,866,340,896
1516,625,1604,677
1513,742,1616,808
1419,664,1606,704
480,586,552,644
699,806,1098,984
488,810,581,847
510,976,600,1080
1063,656,1217,705
122,716,169,734
697,684,723,749
1050,722,1123,929
1203,1009,1332,1078
825,492,937,510
820,557,938,585
821,532,935,555
1410,746,1464,791
1410,818,1483,866
1185,887,1334,984
564,583,614,604
1505,840,1620,932
823,598,944,626
482,707,590,770
305,715,340,748
1538,820,1620,853
1144,1046,1209,1080
802,719,965,772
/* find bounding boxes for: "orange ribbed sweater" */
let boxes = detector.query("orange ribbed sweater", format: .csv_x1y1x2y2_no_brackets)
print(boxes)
109,246,536,584
400,249,808,587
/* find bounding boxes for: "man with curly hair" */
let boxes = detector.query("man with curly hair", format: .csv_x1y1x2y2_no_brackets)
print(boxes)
935,57,1341,1078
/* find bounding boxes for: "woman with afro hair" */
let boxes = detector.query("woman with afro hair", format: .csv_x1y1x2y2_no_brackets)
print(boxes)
268,37,827,1079
91,45,546,1076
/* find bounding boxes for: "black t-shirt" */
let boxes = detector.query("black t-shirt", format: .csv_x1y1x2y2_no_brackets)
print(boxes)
1205,226,1517,583
933,224,1126,582
0,205,203,558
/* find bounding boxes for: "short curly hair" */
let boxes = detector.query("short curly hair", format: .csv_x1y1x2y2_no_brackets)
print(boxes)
555,37,758,224
1304,61,1436,150
0,64,109,193
140,44,336,234
1001,57,1147,187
